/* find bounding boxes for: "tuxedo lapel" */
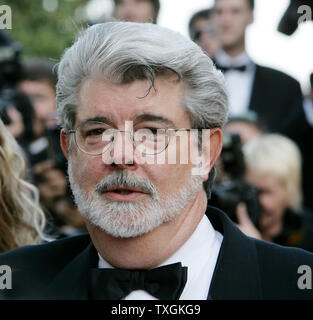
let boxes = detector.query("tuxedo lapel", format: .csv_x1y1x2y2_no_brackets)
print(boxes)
248,64,263,114
42,241,98,300
206,207,263,300
42,208,263,300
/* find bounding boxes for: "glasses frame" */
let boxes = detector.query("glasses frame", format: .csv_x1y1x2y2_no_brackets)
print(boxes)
67,122,195,156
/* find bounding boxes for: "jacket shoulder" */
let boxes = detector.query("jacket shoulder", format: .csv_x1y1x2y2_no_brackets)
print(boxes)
255,65,300,87
0,234,91,272
207,206,313,299
253,238,313,299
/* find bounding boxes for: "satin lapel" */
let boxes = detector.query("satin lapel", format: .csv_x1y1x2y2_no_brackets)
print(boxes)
206,207,263,300
42,208,262,300
42,242,98,300
248,64,262,113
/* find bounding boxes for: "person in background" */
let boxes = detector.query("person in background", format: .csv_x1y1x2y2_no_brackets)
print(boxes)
212,0,313,212
19,58,58,138
188,8,221,58
113,0,160,23
18,58,61,167
0,119,48,253
212,0,304,134
223,110,263,144
33,166,87,238
0,30,36,159
241,134,313,252
19,58,85,238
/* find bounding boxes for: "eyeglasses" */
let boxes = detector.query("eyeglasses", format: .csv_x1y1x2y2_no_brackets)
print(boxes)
67,121,194,156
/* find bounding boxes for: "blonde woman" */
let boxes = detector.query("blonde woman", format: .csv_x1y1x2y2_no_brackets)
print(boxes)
0,118,48,253
240,134,313,252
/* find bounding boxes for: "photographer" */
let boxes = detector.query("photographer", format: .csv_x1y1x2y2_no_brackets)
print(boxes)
0,30,35,151
242,134,313,252
18,57,86,238
18,57,64,168
208,130,262,232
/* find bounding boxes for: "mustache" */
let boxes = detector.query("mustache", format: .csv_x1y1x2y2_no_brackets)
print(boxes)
94,171,159,200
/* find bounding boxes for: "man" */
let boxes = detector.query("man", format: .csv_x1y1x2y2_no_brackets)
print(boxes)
188,8,221,59
17,58,62,166
213,0,313,212
113,0,160,23
0,22,312,300
212,0,305,136
19,58,58,135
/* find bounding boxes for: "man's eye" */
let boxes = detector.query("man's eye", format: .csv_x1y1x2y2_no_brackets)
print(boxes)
86,128,105,136
145,128,167,134
148,128,159,135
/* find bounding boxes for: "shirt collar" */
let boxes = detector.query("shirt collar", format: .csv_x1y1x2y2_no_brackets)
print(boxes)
98,215,220,269
98,215,223,299
215,49,253,67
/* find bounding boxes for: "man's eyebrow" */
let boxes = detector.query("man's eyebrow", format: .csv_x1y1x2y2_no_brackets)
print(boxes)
134,113,175,127
77,114,175,128
78,116,114,127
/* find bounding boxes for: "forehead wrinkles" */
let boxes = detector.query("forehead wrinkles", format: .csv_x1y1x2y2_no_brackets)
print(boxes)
76,77,189,127
76,79,151,121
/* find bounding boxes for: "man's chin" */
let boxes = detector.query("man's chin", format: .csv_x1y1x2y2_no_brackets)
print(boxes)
81,199,164,239
89,217,162,239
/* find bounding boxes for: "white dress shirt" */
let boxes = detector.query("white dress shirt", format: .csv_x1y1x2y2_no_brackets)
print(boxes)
215,50,256,116
98,214,223,300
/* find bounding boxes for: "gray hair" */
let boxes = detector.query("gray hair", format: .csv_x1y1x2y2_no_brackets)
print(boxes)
56,21,228,196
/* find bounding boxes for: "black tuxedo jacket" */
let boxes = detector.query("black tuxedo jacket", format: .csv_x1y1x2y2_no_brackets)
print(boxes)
1,206,313,300
248,65,313,211
217,61,313,211
249,65,306,138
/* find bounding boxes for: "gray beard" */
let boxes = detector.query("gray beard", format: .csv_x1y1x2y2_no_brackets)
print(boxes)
68,159,203,238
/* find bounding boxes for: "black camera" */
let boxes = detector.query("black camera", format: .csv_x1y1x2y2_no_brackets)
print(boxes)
0,30,20,124
0,30,35,140
209,133,262,226
0,31,66,171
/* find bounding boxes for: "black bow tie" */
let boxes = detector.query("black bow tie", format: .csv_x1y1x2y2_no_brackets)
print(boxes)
89,262,188,300
215,64,247,73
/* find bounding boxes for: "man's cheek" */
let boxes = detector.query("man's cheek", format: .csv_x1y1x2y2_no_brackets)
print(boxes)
72,157,94,185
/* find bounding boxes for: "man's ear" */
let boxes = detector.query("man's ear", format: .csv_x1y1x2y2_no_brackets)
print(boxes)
195,128,223,181
60,129,70,160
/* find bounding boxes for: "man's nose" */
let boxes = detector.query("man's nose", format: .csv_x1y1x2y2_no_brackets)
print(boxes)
109,131,135,166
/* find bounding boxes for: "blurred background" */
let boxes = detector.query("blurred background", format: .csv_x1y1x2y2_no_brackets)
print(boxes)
1,0,313,252
4,0,313,92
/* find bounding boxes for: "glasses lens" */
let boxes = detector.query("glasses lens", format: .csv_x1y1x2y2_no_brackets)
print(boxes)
134,128,170,155
76,121,114,155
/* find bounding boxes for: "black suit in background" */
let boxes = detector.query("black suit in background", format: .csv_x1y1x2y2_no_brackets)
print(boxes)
249,65,313,210
249,65,304,135
0,206,312,300
249,65,313,212
215,61,313,212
